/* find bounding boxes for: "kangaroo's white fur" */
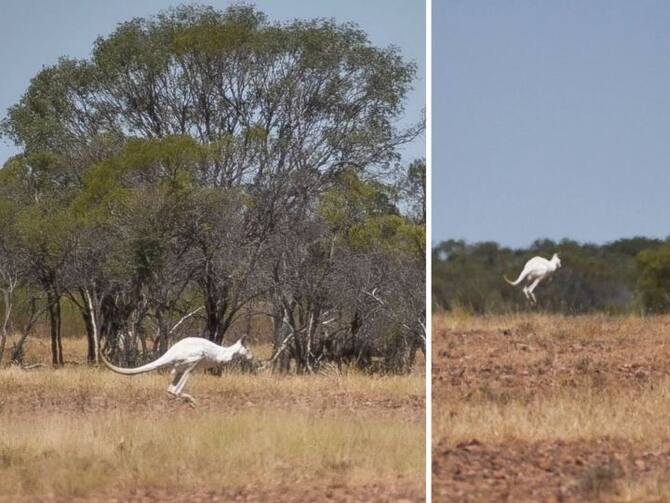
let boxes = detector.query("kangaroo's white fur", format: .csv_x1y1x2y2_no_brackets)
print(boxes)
100,336,253,405
504,253,562,305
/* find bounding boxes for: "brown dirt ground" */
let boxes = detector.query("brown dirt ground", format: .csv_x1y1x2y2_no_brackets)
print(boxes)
432,315,670,502
1,482,420,503
0,384,424,419
434,321,670,398
433,437,670,502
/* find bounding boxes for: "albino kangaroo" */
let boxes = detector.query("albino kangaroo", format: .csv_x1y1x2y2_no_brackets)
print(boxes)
504,253,561,305
100,336,253,405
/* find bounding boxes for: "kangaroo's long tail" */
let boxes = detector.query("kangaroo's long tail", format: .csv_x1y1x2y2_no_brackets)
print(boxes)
99,349,172,375
504,268,528,286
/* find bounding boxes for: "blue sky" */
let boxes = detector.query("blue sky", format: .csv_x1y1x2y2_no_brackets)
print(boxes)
433,1,670,248
0,0,424,167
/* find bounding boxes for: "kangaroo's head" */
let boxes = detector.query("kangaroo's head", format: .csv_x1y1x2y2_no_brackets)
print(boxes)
233,334,253,360
552,253,562,268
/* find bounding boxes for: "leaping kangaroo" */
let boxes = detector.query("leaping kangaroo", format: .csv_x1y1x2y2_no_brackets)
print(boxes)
504,253,561,305
100,336,253,405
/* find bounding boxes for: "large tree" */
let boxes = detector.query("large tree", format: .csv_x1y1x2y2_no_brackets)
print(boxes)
1,4,423,371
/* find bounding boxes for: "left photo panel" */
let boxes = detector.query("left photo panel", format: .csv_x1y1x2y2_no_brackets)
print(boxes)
0,1,426,501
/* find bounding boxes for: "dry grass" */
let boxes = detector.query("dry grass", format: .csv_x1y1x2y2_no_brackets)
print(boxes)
0,336,425,500
0,365,424,410
613,475,670,503
438,381,670,445
0,409,422,498
434,312,670,445
435,309,668,339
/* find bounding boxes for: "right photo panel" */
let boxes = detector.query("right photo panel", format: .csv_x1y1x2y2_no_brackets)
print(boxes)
432,1,670,501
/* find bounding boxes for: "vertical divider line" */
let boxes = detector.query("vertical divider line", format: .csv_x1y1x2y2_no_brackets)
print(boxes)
425,0,433,501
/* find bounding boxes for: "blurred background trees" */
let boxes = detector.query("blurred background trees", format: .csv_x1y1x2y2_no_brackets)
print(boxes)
433,236,670,315
0,4,424,373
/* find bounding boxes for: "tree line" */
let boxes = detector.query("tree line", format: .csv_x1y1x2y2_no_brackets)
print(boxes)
0,5,425,373
433,237,670,314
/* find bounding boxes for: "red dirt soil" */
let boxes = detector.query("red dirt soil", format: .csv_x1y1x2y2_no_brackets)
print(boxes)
433,316,670,502
2,482,421,503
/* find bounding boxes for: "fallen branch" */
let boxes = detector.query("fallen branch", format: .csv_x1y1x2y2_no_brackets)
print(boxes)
21,363,44,370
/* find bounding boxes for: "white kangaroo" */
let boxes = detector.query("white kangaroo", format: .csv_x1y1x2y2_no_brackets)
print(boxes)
100,336,253,405
504,253,562,305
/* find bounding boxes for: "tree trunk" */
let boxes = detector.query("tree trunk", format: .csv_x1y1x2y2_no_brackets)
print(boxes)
10,297,43,364
83,288,100,364
271,305,290,372
155,308,169,354
0,289,11,364
0,289,13,362
82,308,95,363
204,293,228,344
48,291,63,366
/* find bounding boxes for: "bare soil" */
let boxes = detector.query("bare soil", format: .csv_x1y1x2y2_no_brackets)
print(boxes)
3,482,420,503
433,314,670,502
0,382,423,419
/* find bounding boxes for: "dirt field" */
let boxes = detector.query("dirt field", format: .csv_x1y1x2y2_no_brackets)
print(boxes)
433,313,670,502
0,337,424,502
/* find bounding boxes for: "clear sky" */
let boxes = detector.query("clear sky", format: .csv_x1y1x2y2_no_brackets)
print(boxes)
434,1,670,248
0,0,424,166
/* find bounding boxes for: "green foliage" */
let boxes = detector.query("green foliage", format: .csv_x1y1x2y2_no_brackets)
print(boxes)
132,237,165,281
0,58,102,160
636,244,670,313
348,215,424,258
0,151,74,202
320,169,397,229
171,5,263,56
74,136,206,220
404,158,425,223
319,169,423,258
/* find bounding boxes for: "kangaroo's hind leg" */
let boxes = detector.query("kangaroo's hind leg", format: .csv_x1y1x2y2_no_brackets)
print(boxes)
174,363,199,407
167,368,184,398
527,277,542,305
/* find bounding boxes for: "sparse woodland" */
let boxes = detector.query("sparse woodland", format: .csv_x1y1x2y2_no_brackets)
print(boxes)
433,237,670,314
0,5,425,372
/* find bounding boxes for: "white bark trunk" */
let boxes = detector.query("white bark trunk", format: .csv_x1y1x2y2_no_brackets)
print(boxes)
84,288,99,364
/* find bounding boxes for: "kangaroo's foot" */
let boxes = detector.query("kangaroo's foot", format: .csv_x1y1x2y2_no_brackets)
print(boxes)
178,393,197,407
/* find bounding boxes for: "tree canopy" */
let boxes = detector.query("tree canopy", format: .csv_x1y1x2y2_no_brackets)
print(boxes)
0,4,424,372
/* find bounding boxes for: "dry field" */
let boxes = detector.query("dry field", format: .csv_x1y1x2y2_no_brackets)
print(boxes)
433,313,670,502
0,337,424,502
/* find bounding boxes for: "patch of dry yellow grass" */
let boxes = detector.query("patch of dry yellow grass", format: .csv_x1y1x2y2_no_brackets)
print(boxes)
613,474,670,502
0,346,424,499
436,381,670,446
0,364,424,404
433,310,670,341
0,409,423,498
